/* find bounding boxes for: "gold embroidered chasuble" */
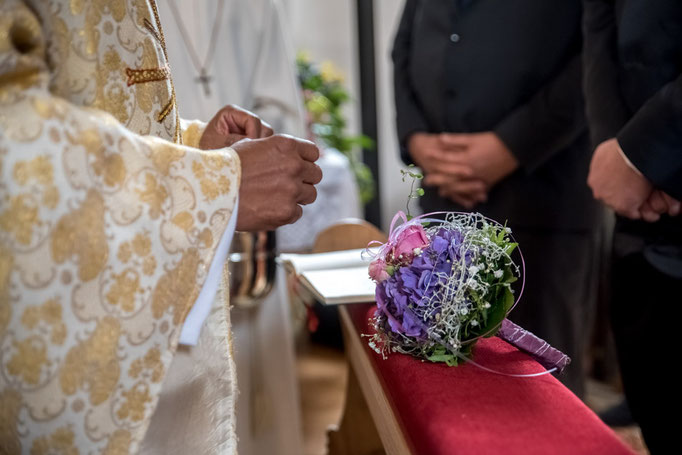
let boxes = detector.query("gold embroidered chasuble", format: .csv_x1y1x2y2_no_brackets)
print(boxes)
0,0,241,453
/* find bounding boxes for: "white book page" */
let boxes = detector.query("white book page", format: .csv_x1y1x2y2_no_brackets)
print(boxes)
279,248,379,305
279,248,373,273
301,266,376,305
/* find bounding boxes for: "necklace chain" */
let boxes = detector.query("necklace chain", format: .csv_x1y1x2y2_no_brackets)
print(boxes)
167,0,226,94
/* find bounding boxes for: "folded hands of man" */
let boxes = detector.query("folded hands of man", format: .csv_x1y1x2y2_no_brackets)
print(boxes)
408,132,518,209
587,138,680,222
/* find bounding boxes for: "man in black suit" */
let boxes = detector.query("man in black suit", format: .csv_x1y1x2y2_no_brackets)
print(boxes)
393,0,602,396
583,1,682,451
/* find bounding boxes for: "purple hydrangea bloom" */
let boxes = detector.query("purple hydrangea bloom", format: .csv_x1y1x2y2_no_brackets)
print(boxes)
376,227,468,338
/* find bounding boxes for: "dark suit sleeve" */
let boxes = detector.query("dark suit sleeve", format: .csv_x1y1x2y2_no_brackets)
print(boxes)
617,75,682,199
493,53,586,174
582,0,682,198
581,0,630,147
392,0,429,165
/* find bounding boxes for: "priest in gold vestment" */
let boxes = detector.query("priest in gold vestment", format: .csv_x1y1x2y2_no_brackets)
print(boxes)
0,0,321,453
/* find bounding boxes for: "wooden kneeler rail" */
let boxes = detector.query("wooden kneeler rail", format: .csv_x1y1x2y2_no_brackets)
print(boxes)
334,305,412,455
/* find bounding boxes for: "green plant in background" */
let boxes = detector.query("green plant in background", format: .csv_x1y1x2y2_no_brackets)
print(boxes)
296,51,376,204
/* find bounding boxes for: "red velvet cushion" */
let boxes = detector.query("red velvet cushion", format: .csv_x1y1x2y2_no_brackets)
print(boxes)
348,304,634,455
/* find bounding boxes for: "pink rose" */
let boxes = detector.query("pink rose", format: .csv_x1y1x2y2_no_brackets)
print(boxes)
391,224,429,262
369,258,390,282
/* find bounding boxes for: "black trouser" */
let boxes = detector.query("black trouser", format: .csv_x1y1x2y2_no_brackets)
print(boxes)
508,229,600,397
611,231,682,454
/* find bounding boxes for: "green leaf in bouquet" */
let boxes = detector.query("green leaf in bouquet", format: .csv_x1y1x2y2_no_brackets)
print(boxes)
427,352,456,364
445,356,459,367
503,266,518,284
504,242,518,255
426,346,458,366
503,286,515,311
479,287,511,338
467,288,483,306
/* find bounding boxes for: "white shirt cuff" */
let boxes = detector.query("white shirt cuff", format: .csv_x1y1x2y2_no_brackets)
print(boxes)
179,199,239,345
616,141,644,177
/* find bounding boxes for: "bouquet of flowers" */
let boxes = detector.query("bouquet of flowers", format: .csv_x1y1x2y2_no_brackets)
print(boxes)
366,172,570,373
367,212,520,366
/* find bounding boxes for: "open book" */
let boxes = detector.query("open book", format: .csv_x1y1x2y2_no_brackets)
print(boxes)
279,249,377,305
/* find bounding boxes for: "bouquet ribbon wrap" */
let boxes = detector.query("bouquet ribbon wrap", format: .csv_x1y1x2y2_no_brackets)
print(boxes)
497,319,571,373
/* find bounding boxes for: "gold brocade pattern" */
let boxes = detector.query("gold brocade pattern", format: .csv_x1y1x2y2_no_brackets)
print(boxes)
50,189,109,282
102,430,133,455
0,250,12,335
59,316,121,406
0,1,241,453
30,426,79,455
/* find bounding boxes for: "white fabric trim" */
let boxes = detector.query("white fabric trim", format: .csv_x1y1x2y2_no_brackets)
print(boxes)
180,199,239,345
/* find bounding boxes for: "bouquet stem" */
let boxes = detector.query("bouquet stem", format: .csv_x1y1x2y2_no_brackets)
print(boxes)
496,319,571,373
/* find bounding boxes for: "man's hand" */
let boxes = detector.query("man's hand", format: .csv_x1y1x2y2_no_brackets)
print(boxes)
439,132,519,188
587,138,653,219
408,132,483,207
232,135,322,231
415,131,516,208
423,174,487,209
639,190,681,222
407,133,474,177
200,104,274,149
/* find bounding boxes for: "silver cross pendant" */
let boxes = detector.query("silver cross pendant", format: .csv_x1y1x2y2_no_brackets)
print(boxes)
196,68,213,96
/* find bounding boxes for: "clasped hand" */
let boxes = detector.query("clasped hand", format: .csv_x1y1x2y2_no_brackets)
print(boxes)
587,138,680,222
408,132,518,208
199,105,322,232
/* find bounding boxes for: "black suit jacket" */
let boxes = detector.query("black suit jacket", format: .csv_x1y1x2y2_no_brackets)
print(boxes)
583,0,682,238
393,0,600,231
